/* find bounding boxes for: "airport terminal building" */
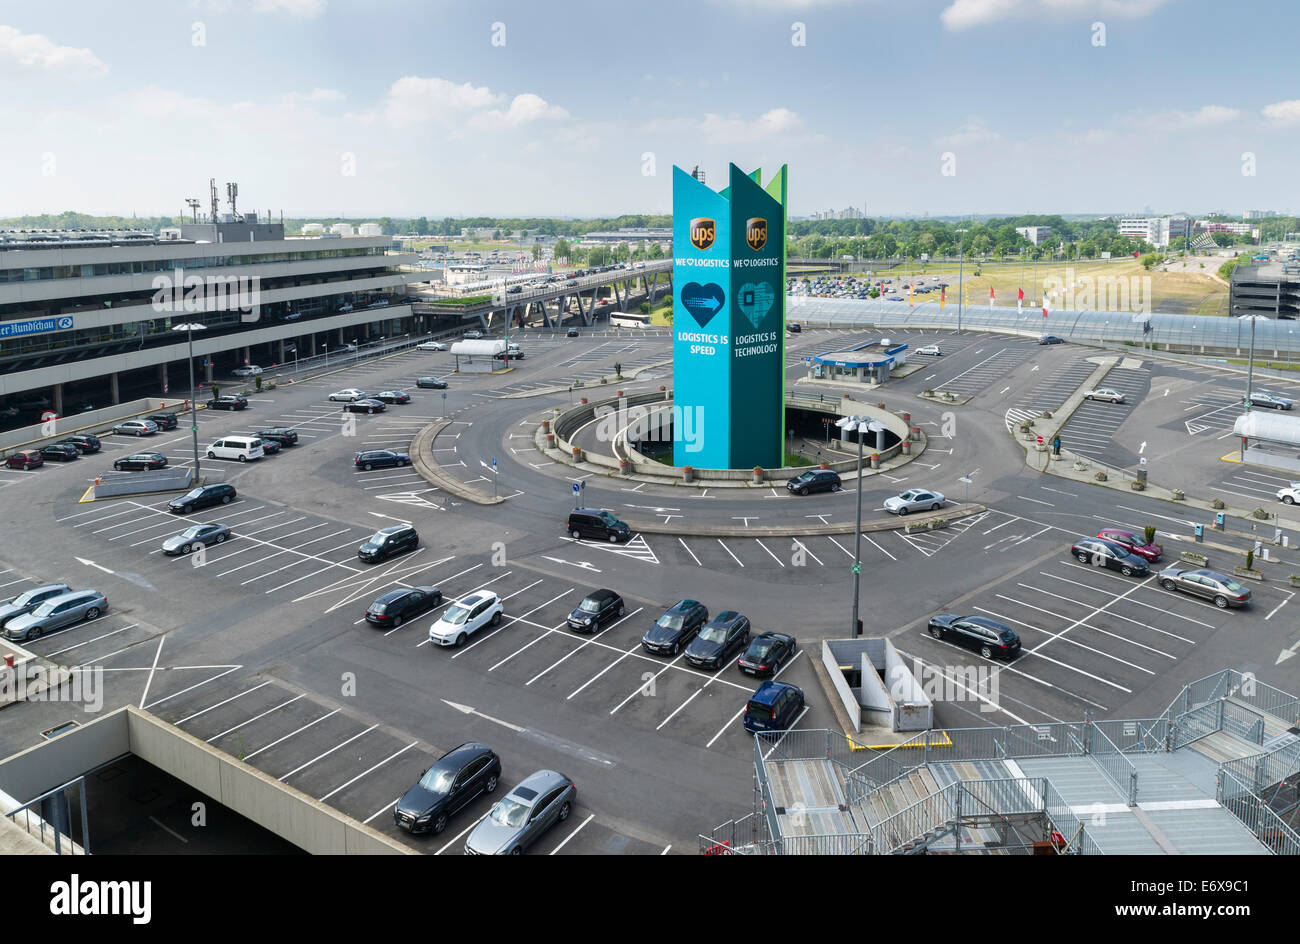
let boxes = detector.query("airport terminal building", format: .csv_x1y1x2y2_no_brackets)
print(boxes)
0,216,417,427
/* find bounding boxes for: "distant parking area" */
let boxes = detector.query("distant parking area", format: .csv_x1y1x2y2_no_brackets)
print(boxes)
1055,361,1152,466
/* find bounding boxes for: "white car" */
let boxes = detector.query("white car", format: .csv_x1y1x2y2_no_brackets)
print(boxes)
915,344,942,356
1278,486,1300,505
428,591,504,647
329,389,367,402
417,341,447,351
1083,388,1125,403
232,365,263,377
884,489,946,515
464,330,484,339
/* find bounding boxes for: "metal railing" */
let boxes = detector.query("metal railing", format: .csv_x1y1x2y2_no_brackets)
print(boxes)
1222,700,1268,745
698,811,764,855
1092,718,1170,754
870,781,959,854
1171,701,1223,749
1219,769,1300,856
1086,722,1140,806
4,776,88,854
1222,739,1300,797
1042,778,1103,855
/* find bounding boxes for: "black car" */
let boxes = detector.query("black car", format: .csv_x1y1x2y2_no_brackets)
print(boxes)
58,434,101,454
416,377,449,389
566,328,580,337
147,412,179,430
113,452,168,472
258,438,282,455
567,508,631,543
365,585,443,628
358,524,419,563
257,427,299,446
927,613,1021,660
394,742,501,835
786,469,841,495
1037,335,1064,345
1070,537,1150,577
40,443,79,462
787,322,801,333
355,450,410,471
207,395,248,410
738,632,797,677
344,398,387,414
373,391,412,404
642,600,708,656
492,350,525,360
566,588,625,633
685,611,751,669
168,483,237,514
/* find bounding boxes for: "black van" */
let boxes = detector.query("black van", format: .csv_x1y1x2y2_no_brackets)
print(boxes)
566,508,631,543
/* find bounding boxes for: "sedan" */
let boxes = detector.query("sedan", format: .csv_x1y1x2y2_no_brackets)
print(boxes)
566,588,625,633
328,389,367,402
355,450,409,471
258,438,281,455
416,377,448,389
231,365,262,377
685,611,751,669
147,413,179,430
428,591,503,647
373,390,411,404
114,452,168,472
6,450,43,470
257,428,299,447
0,583,72,629
365,586,443,628
416,341,447,351
887,295,904,301
1157,568,1251,608
915,344,942,356
1096,528,1161,562
394,743,501,835
1083,387,1125,403
206,395,247,411
162,523,231,556
344,398,387,414
1251,391,1293,410
4,590,108,642
737,632,797,677
1070,538,1150,577
1038,335,1064,345
566,328,580,337
927,613,1021,661
40,443,80,462
113,420,159,437
464,330,484,339
884,488,945,515
464,770,576,855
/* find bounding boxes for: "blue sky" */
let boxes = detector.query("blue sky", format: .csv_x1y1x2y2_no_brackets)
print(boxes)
2,0,1298,218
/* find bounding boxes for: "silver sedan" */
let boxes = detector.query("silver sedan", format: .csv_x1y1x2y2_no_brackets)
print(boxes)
464,770,576,855
883,488,946,515
4,590,108,641
162,523,231,555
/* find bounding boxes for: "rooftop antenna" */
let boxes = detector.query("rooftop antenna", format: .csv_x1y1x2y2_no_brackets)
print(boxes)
185,198,201,223
209,178,220,223
226,181,241,221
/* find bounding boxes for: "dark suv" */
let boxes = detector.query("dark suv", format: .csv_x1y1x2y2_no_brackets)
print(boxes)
743,680,805,734
566,589,625,632
147,412,179,431
258,428,299,447
685,611,751,669
567,508,631,543
355,450,410,470
167,483,237,514
365,586,443,628
394,742,502,835
642,600,708,656
358,524,419,563
58,434,101,454
786,469,841,495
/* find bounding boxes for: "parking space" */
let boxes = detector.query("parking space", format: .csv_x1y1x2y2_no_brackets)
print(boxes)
924,338,1039,397
1004,358,1098,432
1055,361,1151,466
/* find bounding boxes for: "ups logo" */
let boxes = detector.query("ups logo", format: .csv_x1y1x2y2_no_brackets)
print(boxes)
746,217,768,251
689,217,716,251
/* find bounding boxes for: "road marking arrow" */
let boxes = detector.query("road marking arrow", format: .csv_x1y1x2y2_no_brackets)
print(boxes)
75,557,114,575
1277,639,1300,665
441,700,526,732
541,555,602,573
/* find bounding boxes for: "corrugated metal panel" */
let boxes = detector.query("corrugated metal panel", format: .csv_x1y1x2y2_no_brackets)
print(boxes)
1016,756,1126,806
1145,808,1270,855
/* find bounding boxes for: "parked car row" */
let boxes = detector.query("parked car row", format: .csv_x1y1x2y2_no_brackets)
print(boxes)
0,584,108,642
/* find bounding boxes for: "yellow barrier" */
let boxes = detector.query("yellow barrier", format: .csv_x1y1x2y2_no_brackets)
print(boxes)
845,731,954,752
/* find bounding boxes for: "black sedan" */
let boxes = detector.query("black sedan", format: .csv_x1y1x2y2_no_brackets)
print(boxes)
1070,537,1149,577
927,614,1021,661
354,450,410,470
685,611,751,669
258,438,282,455
738,632,797,677
207,395,247,410
1250,391,1293,411
394,742,501,835
416,377,448,390
114,452,168,472
373,390,412,405
344,398,386,414
257,427,299,446
365,586,443,628
1038,335,1064,345
642,600,708,656
566,588,625,633
40,443,80,462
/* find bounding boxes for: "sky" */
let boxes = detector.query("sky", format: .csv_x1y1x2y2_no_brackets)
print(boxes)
2,0,1298,220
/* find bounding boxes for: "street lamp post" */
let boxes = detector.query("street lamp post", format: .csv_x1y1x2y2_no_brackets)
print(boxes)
835,415,884,638
955,229,968,335
172,323,205,481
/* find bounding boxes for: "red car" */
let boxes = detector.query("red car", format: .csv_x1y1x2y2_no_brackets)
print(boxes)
5,449,43,470
1096,528,1161,562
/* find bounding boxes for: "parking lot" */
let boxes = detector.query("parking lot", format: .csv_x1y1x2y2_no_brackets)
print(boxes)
1055,359,1152,466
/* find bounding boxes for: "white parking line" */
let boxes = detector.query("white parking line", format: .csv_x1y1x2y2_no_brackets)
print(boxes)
548,813,594,854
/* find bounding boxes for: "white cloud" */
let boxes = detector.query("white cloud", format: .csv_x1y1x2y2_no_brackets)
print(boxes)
252,0,327,16
475,93,569,129
700,107,808,141
940,0,1169,30
0,25,106,76
381,76,498,124
1143,104,1240,131
1263,100,1300,125
935,117,1002,148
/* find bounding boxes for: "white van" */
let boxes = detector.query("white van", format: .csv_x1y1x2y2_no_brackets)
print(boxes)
206,435,265,462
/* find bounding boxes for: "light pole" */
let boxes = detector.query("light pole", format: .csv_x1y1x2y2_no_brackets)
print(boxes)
172,323,205,481
955,228,968,335
835,415,884,638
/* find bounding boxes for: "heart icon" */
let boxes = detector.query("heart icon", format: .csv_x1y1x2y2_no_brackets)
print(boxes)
737,281,775,328
680,282,725,328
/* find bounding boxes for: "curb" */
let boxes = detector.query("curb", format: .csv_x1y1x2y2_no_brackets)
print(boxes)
410,420,504,505
501,359,673,400
619,504,986,537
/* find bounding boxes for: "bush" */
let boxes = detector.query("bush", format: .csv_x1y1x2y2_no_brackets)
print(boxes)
1143,526,1156,545
1246,549,1255,571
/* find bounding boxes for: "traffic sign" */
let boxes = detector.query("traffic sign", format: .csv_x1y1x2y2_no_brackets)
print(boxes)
1036,436,1044,445
572,483,581,495
851,563,861,575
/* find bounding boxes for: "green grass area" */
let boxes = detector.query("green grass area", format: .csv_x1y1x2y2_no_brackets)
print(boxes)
429,295,493,307
1226,359,1300,372
645,297,673,326
783,452,814,467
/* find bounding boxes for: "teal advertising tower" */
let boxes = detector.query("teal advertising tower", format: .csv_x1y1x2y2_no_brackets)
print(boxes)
672,163,788,469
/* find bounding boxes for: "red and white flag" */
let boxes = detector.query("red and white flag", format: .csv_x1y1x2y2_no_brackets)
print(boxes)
1043,297,1050,319
989,286,995,310
1017,286,1024,312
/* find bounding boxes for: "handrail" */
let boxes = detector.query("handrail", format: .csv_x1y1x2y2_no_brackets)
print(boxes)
1087,722,1140,806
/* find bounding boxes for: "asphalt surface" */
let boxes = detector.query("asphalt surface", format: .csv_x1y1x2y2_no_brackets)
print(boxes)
2,324,1298,852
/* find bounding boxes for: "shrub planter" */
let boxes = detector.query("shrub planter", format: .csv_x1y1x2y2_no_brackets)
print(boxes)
617,390,624,397
870,453,880,469
1073,460,1088,471
904,522,929,534
751,467,765,485
1211,498,1225,509
571,446,583,462
877,402,886,410
1095,471,1108,481
1252,508,1270,520
683,465,695,483
901,441,912,455
546,433,556,448
579,397,588,405
1289,575,1300,588
659,385,666,392
1234,566,1264,582
1130,480,1146,491
1180,551,1208,565
927,518,949,531
619,459,631,474
1171,489,1185,501
910,426,921,442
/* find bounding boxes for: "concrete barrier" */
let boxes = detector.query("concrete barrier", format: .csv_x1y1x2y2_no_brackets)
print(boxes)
0,397,196,456
87,467,195,499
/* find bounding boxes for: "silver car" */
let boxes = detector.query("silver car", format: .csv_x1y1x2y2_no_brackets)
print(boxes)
1083,387,1125,403
464,770,576,855
4,589,108,641
884,488,946,515
0,583,72,629
113,419,159,436
162,523,231,555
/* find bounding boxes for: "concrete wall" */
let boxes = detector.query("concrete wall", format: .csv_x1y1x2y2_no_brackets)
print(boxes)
821,641,863,733
0,709,131,806
882,637,933,731
0,396,188,454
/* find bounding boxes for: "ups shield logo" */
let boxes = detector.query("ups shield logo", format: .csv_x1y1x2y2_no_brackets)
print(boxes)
689,217,716,251
746,217,768,252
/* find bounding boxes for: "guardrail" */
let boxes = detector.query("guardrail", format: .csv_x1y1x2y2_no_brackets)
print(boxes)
1218,768,1300,856
4,775,88,854
1086,722,1140,806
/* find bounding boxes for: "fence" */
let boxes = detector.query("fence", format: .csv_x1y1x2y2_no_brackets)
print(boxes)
1086,722,1140,806
1219,769,1300,856
4,775,88,854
